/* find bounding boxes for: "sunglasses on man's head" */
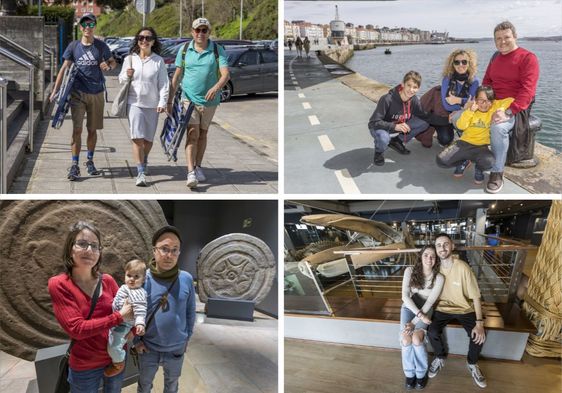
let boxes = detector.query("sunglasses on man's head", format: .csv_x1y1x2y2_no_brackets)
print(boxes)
137,35,155,42
194,28,208,34
453,59,468,66
80,21,96,28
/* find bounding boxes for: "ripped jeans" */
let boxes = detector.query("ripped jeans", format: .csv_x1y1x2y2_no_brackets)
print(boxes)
400,305,430,379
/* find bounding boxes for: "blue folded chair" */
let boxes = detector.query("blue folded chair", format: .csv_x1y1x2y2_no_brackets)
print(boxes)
160,89,194,162
51,64,78,129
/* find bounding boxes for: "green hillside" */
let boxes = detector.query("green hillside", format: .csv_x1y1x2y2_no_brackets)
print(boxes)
96,0,277,39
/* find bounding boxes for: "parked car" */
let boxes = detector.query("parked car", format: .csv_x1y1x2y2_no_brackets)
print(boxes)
220,46,278,102
111,37,134,63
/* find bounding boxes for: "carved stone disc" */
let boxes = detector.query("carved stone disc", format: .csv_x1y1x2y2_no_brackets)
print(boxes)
197,233,276,304
0,200,167,361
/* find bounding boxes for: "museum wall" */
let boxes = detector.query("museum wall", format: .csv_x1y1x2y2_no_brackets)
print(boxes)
170,200,278,317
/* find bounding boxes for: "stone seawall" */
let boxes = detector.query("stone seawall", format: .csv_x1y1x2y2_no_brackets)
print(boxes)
323,46,354,64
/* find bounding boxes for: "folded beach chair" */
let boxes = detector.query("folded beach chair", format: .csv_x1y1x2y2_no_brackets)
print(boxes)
160,89,194,162
51,64,78,129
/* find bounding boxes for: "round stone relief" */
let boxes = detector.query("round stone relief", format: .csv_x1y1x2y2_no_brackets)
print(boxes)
197,233,276,304
0,200,167,361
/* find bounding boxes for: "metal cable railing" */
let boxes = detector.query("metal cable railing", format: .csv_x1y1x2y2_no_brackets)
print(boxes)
286,234,537,315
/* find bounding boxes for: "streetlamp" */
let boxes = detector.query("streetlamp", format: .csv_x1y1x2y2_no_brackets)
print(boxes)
239,0,243,40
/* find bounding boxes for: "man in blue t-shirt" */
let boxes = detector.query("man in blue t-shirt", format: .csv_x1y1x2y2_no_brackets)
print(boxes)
49,13,116,181
168,17,230,189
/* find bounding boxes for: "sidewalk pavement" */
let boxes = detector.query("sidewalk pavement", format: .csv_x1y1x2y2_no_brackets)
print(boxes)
9,73,277,194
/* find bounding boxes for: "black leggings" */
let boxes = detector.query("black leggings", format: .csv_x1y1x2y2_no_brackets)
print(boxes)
436,140,495,170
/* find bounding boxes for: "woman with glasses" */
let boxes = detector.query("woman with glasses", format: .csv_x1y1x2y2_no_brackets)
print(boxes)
48,221,134,392
133,225,196,393
118,26,169,187
400,246,444,390
437,49,480,149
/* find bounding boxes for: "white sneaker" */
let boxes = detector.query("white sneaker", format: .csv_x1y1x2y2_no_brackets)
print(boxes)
195,166,206,182
467,363,487,388
186,171,198,188
428,357,445,378
135,172,147,187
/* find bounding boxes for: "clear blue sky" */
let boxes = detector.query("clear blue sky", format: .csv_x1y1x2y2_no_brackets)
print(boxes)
285,0,562,38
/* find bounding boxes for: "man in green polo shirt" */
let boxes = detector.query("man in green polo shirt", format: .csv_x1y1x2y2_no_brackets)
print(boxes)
168,17,230,188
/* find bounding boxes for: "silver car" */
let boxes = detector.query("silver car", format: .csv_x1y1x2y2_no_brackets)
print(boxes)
221,47,278,102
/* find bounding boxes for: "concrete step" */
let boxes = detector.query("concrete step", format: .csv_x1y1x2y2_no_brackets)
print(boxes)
7,105,28,147
6,99,25,130
0,70,32,90
5,109,41,193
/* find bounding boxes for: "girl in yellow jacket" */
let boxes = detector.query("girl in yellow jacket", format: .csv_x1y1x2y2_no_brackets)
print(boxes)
436,86,513,186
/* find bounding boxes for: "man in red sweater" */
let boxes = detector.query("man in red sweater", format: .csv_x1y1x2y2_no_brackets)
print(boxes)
482,20,539,193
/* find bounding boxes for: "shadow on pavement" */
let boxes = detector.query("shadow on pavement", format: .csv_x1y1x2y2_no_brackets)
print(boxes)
323,147,482,193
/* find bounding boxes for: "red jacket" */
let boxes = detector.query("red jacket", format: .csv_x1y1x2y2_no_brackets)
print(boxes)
483,47,539,114
48,273,123,371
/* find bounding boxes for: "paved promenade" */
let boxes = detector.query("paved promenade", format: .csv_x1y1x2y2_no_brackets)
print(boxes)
9,73,277,194
284,50,528,194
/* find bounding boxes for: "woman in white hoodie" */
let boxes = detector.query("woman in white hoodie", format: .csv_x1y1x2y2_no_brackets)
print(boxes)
119,27,169,187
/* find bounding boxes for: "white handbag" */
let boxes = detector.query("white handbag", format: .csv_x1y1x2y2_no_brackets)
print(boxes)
111,55,133,117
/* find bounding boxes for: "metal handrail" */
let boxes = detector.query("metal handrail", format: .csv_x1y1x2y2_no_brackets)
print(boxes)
0,34,40,64
44,45,54,85
0,77,7,194
0,47,35,153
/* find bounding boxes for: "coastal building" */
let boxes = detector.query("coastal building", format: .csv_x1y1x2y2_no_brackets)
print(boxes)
284,14,447,45
44,0,103,19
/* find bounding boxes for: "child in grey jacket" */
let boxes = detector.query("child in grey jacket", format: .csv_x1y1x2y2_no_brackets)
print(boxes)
105,259,147,377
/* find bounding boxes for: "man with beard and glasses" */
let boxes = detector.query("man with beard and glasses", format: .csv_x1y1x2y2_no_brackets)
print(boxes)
427,233,487,389
133,226,196,393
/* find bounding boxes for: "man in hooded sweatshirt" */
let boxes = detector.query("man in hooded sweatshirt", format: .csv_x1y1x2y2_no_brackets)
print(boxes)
368,70,449,166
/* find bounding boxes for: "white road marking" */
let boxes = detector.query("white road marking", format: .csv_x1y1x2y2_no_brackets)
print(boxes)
298,93,305,98
295,86,301,91
335,169,361,194
302,102,311,109
308,115,320,126
291,76,296,80
318,135,335,151
292,81,299,85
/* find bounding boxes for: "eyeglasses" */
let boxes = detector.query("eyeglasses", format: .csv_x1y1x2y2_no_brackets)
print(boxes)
453,60,468,66
154,246,180,256
74,240,101,252
80,21,96,29
476,99,491,104
137,35,155,42
194,28,209,34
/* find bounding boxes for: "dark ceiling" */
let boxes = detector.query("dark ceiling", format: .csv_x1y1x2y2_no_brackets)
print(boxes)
285,200,553,222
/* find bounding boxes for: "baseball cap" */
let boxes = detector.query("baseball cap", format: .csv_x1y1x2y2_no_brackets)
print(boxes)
79,13,97,24
192,17,211,30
